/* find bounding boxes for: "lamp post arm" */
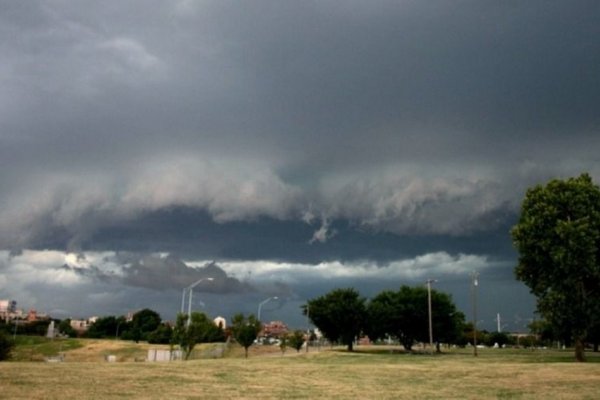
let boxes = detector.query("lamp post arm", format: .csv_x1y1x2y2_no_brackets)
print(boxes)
184,277,214,327
257,296,278,322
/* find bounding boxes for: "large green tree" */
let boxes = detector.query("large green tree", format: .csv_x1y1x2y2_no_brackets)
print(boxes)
512,173,600,361
305,288,366,351
86,316,125,339
231,313,262,358
129,309,162,342
147,323,173,345
365,286,464,352
173,312,225,360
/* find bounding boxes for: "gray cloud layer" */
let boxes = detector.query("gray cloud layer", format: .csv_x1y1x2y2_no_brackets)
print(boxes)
1,1,599,250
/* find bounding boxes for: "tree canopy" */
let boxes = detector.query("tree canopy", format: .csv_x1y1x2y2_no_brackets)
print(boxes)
287,330,306,353
365,285,464,351
173,312,225,360
305,288,366,351
512,173,600,361
58,319,77,338
0,332,14,361
231,313,261,358
86,316,125,339
129,309,162,342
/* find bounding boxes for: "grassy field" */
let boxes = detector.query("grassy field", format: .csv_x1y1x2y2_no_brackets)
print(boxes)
2,339,600,399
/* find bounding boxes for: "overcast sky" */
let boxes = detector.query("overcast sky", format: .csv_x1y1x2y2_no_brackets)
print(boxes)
1,1,599,332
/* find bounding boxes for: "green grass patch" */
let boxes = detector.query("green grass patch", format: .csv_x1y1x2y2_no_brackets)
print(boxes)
11,335,83,361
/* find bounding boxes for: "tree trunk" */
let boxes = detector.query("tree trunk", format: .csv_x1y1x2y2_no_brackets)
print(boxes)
436,342,441,353
574,337,586,362
593,342,598,352
244,347,249,358
347,341,353,352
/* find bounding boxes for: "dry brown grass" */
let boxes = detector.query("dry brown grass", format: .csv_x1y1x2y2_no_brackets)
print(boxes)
3,342,600,399
61,339,170,362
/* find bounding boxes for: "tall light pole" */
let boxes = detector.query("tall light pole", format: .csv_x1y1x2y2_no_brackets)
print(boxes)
116,320,122,340
257,296,278,322
181,288,187,315
185,277,214,327
471,271,479,357
426,279,436,354
306,302,310,354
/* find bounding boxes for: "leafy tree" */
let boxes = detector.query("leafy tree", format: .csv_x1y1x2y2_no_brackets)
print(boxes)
87,316,126,339
130,309,161,341
528,318,558,347
512,173,600,362
231,313,261,358
484,332,512,348
147,323,173,344
431,295,465,352
588,319,600,352
19,320,50,336
0,332,14,361
287,330,306,353
305,288,366,351
366,286,464,352
0,320,10,335
173,312,225,360
279,335,287,355
58,319,77,338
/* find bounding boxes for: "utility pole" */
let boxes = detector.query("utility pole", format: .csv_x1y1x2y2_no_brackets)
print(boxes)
472,272,479,357
306,303,310,354
426,279,436,354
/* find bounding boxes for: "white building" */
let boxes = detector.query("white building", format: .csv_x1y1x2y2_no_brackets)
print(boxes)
213,316,226,329
70,316,98,332
0,299,17,320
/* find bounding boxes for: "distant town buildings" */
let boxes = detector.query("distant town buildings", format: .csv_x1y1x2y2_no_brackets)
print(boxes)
27,309,49,322
1,298,309,341
70,317,98,333
261,321,289,338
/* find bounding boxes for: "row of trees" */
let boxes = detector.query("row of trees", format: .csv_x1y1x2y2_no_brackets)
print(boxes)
305,286,465,352
84,309,163,342
87,309,267,360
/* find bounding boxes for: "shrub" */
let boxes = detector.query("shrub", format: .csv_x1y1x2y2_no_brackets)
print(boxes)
0,332,15,361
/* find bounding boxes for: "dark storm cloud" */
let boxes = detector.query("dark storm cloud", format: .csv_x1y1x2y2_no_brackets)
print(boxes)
1,0,599,250
121,256,254,293
58,252,254,293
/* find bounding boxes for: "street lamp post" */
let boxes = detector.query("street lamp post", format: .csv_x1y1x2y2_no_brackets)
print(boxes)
184,277,214,327
181,288,187,314
116,321,122,339
472,271,479,357
426,279,436,354
306,303,310,354
257,296,278,322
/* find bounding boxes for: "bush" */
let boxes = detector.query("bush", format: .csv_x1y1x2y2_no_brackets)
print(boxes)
147,324,173,344
484,332,513,348
0,332,15,361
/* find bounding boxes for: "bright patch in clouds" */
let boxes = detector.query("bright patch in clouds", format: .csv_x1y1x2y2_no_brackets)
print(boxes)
0,249,521,328
1,250,494,294
193,252,493,284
